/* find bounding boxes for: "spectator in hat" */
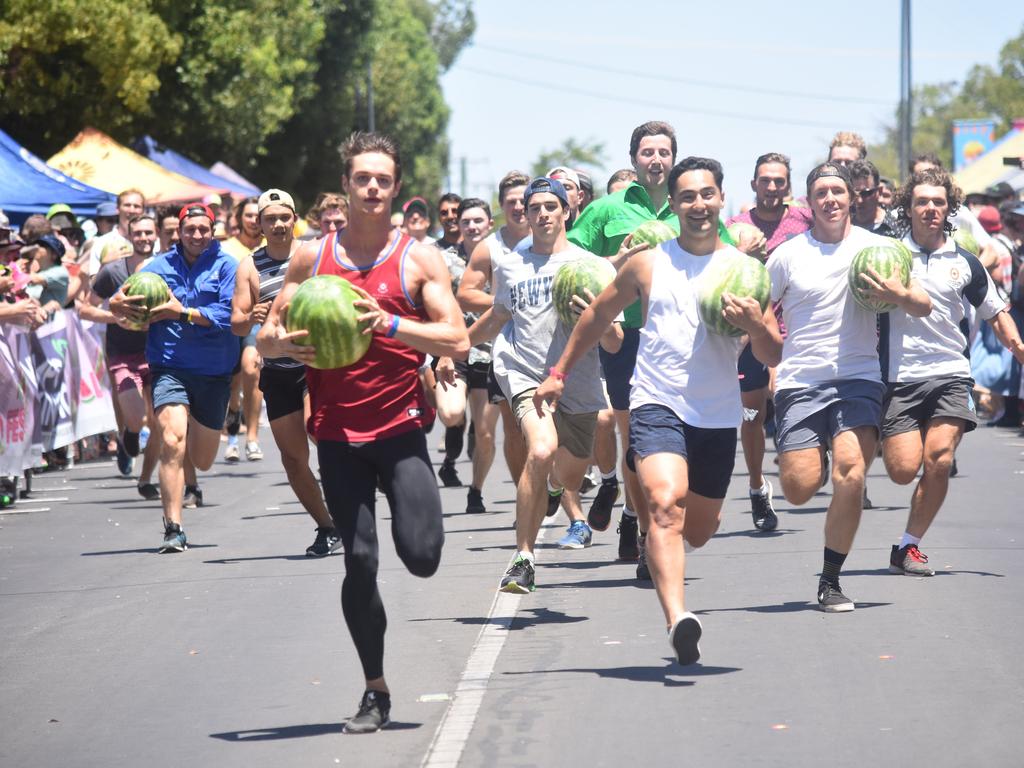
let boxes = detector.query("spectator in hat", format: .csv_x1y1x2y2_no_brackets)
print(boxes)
402,196,432,242
985,182,1016,209
25,234,70,318
978,205,1016,293
94,202,119,236
576,170,594,212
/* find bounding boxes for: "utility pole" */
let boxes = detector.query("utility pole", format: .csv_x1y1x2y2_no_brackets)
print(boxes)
460,156,467,198
367,61,376,133
898,0,912,176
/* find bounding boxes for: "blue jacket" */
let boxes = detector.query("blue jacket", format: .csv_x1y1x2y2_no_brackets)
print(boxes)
142,240,239,376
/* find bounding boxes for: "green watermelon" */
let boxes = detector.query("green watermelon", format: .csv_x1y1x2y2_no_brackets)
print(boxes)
630,220,676,249
952,228,980,257
726,221,767,260
697,251,771,336
847,239,912,313
121,271,171,330
552,254,617,327
286,275,371,369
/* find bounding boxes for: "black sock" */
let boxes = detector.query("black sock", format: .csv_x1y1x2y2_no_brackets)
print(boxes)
822,547,847,586
444,424,465,462
225,409,241,436
123,430,140,457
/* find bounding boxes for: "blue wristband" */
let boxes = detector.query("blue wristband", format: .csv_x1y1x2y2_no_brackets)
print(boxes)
385,313,400,338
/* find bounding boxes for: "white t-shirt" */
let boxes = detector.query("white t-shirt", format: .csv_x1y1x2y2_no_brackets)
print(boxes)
883,233,1007,382
87,229,131,277
630,240,745,428
767,226,890,390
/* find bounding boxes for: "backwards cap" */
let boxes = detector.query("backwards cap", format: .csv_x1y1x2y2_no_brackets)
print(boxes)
178,202,215,223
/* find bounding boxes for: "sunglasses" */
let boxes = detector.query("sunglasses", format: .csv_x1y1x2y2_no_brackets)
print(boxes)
856,187,878,200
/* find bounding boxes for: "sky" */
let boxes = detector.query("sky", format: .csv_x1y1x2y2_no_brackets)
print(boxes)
440,0,1024,215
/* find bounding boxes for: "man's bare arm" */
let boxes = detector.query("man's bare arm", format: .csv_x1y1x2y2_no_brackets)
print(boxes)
457,238,494,313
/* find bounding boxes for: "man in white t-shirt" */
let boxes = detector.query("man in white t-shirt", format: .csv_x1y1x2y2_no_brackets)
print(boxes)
766,162,932,613
881,167,1024,576
86,190,145,277
535,158,782,665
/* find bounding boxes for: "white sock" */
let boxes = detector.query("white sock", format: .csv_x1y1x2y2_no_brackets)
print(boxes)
749,478,769,496
518,549,535,564
547,480,563,494
899,532,921,549
623,506,637,518
600,469,617,481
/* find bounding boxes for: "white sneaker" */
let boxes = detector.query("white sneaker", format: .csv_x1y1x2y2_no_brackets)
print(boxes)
224,442,240,462
245,441,263,461
668,612,702,665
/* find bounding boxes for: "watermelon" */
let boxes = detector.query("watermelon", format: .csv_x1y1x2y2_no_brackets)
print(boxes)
952,228,980,257
726,221,767,260
630,220,676,249
847,239,912,313
121,271,171,330
286,274,371,369
552,254,617,327
697,251,771,336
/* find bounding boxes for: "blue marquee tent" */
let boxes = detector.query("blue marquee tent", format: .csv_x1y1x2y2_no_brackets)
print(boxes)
0,128,114,223
133,136,260,197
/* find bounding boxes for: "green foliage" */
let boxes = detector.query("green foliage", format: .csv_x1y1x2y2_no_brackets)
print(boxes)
531,137,607,179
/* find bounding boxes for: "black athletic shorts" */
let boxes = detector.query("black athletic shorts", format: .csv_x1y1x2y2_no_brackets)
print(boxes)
259,365,307,421
486,362,505,405
882,376,978,438
454,359,490,391
738,341,770,392
599,326,640,411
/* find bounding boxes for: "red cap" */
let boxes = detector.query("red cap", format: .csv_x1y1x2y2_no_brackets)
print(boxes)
178,202,215,223
976,205,1002,234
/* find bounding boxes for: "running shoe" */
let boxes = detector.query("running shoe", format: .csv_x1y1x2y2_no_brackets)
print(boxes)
587,479,620,532
137,482,160,501
343,690,391,734
557,520,592,549
115,440,134,477
579,471,597,495
636,533,651,581
545,487,563,517
889,543,934,576
668,612,702,665
817,579,854,612
438,458,461,488
863,486,873,510
466,486,486,514
183,485,203,509
617,513,639,561
159,520,187,553
500,555,535,593
306,527,343,557
750,480,778,532
245,441,263,461
950,457,958,477
224,442,240,463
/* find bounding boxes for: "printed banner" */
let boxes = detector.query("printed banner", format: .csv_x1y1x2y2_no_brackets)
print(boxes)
953,119,996,172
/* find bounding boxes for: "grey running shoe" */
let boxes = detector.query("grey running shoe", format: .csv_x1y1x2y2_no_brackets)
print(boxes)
636,533,651,581
889,544,934,576
587,479,620,532
668,612,702,665
306,527,342,557
817,579,855,612
159,520,187,553
750,480,778,532
343,690,391,734
617,513,639,561
500,555,535,594
245,441,263,461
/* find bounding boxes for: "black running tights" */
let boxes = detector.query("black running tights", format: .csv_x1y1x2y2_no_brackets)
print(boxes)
318,429,444,681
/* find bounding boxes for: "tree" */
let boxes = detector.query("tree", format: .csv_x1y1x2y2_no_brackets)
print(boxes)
531,137,607,179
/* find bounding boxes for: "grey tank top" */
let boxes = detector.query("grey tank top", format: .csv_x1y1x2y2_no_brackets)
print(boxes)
253,246,303,370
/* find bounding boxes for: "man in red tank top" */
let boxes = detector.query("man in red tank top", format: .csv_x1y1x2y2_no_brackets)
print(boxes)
258,132,470,734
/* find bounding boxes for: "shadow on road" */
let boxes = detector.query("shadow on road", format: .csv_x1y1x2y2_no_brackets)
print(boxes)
209,721,420,741
696,600,892,614
503,660,741,686
409,606,587,631
843,567,1005,578
239,511,306,520
539,577,655,590
81,545,219,555
204,553,323,564
712,528,798,539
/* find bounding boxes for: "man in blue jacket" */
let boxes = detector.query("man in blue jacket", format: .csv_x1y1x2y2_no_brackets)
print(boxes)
111,202,238,552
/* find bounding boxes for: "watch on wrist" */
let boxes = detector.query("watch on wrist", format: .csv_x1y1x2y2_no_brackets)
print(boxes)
179,311,189,324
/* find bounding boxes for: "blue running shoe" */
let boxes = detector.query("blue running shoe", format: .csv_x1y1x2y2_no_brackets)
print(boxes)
159,520,187,553
557,520,593,549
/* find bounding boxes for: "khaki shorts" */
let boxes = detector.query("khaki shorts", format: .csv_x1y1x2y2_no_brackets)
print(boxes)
511,389,597,459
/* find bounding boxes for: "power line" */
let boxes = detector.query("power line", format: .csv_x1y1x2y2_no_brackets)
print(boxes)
463,68,877,131
474,43,893,107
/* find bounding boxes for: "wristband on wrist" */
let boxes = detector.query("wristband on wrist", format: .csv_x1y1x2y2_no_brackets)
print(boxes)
385,313,400,338
548,366,567,382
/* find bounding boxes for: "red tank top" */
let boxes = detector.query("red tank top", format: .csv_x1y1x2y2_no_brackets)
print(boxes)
305,231,433,442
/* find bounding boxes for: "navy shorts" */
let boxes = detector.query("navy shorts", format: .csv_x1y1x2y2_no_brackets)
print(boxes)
600,326,640,411
259,365,307,422
738,342,770,393
486,363,505,405
626,404,737,499
151,366,232,431
774,379,884,453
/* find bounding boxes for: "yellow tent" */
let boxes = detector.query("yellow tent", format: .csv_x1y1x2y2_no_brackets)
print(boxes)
955,129,1024,194
48,128,228,205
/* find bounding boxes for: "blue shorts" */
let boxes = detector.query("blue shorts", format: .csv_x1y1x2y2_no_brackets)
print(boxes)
626,404,737,499
738,342,770,393
774,379,884,453
151,366,233,431
599,326,640,411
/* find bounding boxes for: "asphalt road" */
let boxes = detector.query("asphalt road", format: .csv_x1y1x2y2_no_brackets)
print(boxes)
2,422,1023,767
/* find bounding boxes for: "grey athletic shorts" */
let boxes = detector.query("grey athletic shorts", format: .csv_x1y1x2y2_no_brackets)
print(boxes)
510,389,597,460
774,379,884,453
882,376,978,438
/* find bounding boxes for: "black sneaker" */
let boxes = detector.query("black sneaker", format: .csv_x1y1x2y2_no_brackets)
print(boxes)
137,482,160,501
863,486,873,510
306,527,342,557
668,612,702,665
438,459,461,488
636,534,651,581
499,555,535,593
343,689,391,734
587,479,620,532
617,513,639,561
750,480,778,532
817,579,855,612
950,457,958,477
183,485,203,509
546,488,563,517
115,440,134,477
466,486,486,514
